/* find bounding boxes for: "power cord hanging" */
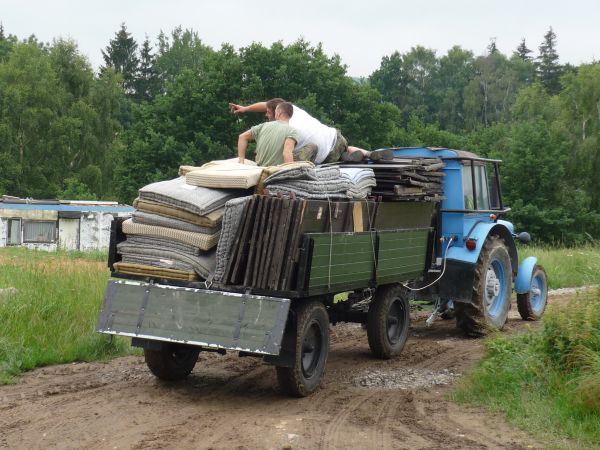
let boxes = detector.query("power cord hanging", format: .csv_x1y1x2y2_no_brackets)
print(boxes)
402,236,455,291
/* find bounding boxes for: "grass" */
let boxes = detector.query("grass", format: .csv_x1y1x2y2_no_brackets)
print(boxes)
0,247,136,384
519,243,600,289
451,290,600,449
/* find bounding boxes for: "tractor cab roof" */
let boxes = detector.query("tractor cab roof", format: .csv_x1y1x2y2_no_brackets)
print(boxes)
388,147,499,163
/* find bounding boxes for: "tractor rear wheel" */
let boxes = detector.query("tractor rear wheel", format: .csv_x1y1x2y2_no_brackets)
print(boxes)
455,235,512,336
517,265,548,320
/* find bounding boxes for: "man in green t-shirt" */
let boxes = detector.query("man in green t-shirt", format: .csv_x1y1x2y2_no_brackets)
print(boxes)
237,102,299,166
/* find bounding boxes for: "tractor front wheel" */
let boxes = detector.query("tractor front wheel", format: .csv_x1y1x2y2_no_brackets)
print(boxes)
517,265,548,320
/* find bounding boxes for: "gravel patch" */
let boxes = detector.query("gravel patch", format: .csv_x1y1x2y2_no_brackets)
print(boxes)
354,368,461,390
548,285,598,297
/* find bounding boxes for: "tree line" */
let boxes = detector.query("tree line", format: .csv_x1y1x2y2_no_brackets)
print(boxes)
0,23,598,244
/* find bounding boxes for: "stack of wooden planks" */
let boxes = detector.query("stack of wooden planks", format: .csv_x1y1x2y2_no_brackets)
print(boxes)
342,158,445,201
223,195,379,291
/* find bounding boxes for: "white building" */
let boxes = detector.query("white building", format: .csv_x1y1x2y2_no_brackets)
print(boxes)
0,197,134,251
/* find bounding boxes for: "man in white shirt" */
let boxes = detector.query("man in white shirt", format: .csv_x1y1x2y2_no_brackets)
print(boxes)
229,98,393,164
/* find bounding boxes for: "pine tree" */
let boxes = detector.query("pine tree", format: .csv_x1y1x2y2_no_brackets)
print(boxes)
536,27,562,94
134,37,160,101
487,38,498,55
101,23,139,96
515,38,532,61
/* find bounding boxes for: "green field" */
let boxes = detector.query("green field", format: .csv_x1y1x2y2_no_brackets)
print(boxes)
0,247,135,384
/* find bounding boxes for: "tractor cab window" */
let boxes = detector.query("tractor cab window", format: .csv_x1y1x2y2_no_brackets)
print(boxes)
461,161,501,211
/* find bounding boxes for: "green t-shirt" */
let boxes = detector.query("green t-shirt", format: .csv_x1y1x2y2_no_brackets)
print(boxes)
250,121,299,166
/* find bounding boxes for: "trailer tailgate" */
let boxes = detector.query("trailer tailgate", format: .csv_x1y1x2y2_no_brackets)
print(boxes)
96,279,290,355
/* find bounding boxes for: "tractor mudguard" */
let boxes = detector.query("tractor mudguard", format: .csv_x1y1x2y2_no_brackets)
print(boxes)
437,221,518,304
446,221,518,272
515,256,538,294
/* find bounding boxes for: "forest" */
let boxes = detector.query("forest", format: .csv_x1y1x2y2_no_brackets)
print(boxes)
0,23,598,244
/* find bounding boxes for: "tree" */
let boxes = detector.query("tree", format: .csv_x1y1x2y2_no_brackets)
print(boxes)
432,46,475,130
370,46,439,124
101,23,139,96
135,37,160,101
155,27,212,84
487,38,498,55
536,27,562,94
515,38,533,61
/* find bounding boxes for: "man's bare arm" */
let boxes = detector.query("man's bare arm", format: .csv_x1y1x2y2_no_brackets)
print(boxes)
238,130,254,164
229,102,268,115
282,138,295,163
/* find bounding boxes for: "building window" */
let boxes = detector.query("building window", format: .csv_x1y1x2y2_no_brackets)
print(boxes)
7,219,22,245
23,221,57,243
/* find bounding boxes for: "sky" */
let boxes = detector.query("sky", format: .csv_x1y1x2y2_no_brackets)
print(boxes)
1,0,599,77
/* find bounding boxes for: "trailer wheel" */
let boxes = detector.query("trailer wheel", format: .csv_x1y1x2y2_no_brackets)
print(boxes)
517,265,548,320
367,284,410,359
456,235,512,336
144,344,200,381
276,301,329,397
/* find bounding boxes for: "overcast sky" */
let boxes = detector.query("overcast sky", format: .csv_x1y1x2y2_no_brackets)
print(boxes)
2,0,598,77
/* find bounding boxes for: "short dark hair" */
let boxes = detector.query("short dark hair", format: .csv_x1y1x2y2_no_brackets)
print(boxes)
275,102,294,118
266,98,286,113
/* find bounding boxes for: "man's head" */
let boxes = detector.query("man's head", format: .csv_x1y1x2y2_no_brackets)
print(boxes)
266,98,286,120
275,102,294,121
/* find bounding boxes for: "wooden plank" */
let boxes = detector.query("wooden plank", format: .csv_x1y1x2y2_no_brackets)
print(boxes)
227,196,256,284
281,199,306,291
243,196,265,286
353,202,364,232
268,198,293,289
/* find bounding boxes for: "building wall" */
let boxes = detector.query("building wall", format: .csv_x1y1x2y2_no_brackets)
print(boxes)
0,209,131,251
0,218,6,247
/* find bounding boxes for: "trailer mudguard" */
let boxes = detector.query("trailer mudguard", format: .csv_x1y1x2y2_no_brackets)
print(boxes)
514,256,538,294
96,279,290,355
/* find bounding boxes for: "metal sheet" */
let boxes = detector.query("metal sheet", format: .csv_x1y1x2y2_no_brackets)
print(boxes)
96,280,290,355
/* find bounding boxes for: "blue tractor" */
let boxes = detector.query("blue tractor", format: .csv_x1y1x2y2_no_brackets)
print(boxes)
392,147,548,335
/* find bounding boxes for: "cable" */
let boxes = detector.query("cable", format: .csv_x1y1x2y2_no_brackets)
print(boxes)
402,236,455,292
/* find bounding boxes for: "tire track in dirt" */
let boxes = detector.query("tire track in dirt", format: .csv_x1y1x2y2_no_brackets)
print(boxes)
0,307,561,449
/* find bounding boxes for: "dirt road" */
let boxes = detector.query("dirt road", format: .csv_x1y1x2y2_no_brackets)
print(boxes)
0,303,557,450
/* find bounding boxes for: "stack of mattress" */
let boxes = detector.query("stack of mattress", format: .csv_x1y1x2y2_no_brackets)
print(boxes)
115,175,249,281
264,166,376,200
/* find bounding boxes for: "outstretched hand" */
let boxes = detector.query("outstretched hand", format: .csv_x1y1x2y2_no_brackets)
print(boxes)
229,103,245,114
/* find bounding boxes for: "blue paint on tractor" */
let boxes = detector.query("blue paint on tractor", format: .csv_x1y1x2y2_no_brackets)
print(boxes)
515,257,539,294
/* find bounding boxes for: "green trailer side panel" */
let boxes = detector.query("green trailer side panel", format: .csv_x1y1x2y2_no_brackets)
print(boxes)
96,280,290,355
305,232,376,294
375,202,434,230
377,229,430,283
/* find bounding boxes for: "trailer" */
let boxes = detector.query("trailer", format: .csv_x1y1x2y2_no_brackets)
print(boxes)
96,148,548,397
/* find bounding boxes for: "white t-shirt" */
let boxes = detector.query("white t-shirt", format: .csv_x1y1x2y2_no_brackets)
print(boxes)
290,105,337,164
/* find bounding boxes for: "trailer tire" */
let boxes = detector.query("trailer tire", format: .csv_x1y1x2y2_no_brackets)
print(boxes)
367,284,410,359
144,345,200,381
517,265,548,320
276,301,329,397
456,235,512,336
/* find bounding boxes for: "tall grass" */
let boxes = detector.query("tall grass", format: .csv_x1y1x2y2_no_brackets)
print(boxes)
452,289,600,448
519,243,600,288
0,248,134,384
